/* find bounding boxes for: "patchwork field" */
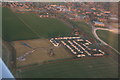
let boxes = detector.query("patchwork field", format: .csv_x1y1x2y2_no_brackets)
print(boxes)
2,8,72,41
13,39,73,67
96,30,119,51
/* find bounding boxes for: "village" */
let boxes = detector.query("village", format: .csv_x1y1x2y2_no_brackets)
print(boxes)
3,2,119,28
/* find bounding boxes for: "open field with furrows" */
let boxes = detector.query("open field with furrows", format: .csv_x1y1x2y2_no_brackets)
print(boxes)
96,30,119,51
2,8,72,41
17,56,118,78
13,39,73,67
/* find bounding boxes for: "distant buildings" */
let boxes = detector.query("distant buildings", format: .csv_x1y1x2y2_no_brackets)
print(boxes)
2,2,118,28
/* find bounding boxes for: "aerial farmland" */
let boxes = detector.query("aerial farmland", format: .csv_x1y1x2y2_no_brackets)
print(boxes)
2,2,119,78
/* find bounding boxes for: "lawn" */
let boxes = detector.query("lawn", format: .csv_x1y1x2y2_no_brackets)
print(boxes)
96,30,119,51
2,8,72,41
17,56,118,78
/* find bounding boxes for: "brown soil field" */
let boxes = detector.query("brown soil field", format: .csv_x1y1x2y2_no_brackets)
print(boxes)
12,39,73,67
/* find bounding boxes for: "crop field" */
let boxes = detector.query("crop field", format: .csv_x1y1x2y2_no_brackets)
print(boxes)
16,56,118,78
2,8,72,41
96,30,119,51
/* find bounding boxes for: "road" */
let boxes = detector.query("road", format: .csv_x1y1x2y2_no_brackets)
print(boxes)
89,23,120,55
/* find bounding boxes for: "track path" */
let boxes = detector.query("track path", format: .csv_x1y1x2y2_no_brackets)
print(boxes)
90,24,120,55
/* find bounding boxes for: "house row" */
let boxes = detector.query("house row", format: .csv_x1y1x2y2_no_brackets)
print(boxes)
39,15,49,18
50,37,105,57
50,38,59,47
61,40,85,57
68,40,81,52
73,40,91,56
54,37,81,40
93,21,105,27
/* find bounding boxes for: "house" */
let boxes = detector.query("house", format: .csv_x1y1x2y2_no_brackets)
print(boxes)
104,11,110,14
91,8,96,10
93,21,105,27
98,18,106,22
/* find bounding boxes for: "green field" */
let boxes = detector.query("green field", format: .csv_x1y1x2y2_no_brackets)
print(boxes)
76,21,94,37
17,57,118,78
3,7,118,78
67,20,100,43
96,30,119,51
2,8,72,41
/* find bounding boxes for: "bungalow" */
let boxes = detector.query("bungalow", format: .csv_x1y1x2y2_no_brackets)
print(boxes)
93,54,103,56
109,17,118,21
50,39,59,47
93,21,105,27
91,8,96,10
104,11,110,14
98,18,106,22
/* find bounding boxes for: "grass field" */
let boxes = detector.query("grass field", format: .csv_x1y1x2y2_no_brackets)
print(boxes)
13,39,73,67
68,20,100,43
2,8,72,41
17,56,118,78
96,30,119,51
